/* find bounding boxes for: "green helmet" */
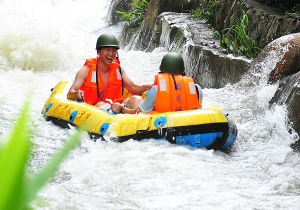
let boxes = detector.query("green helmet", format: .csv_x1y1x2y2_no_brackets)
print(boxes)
96,34,120,49
159,52,185,75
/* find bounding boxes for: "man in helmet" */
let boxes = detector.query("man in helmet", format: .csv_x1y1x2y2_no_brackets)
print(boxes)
67,33,152,109
111,52,203,114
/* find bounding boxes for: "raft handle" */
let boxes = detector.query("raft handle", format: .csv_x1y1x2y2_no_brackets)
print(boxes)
158,122,163,136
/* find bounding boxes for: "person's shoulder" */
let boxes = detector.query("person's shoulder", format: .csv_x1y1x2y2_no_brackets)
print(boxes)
85,57,97,65
119,66,126,74
78,64,90,74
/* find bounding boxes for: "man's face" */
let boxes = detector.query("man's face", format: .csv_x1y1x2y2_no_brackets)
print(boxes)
99,47,117,65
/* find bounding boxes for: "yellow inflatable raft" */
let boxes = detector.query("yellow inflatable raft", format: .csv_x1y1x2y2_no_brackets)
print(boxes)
41,81,237,150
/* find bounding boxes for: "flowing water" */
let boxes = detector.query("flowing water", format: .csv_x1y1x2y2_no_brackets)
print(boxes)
1,0,300,209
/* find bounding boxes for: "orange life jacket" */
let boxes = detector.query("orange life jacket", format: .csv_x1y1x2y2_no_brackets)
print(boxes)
153,73,201,112
80,58,123,105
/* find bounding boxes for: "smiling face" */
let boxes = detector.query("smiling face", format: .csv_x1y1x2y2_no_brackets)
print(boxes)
98,47,118,65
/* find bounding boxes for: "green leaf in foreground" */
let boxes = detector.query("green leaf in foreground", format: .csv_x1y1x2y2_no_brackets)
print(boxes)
0,99,83,210
0,99,31,210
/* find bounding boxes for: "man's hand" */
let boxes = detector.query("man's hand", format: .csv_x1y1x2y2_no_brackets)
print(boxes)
143,84,153,91
111,102,124,114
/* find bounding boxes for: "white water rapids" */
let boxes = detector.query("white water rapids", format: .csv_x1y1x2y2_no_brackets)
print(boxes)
0,0,300,209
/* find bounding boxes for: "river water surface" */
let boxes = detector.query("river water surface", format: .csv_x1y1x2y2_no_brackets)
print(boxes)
0,0,300,209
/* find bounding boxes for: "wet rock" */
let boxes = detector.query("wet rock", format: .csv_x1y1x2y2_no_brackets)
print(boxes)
270,71,300,151
120,11,251,88
267,33,300,83
287,86,300,151
251,33,300,84
256,33,300,150
109,0,300,50
110,0,194,49
106,0,131,25
184,44,250,88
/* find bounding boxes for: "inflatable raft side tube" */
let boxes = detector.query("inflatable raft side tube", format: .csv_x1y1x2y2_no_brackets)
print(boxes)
117,122,229,142
46,116,106,141
164,122,229,143
220,120,238,149
45,116,74,129
206,123,229,150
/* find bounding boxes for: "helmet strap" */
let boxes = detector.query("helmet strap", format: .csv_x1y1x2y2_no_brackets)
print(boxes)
95,55,101,99
116,51,120,62
171,74,178,90
115,51,124,96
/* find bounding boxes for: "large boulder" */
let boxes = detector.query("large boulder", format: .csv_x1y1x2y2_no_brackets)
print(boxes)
250,33,300,84
267,33,300,83
267,34,300,151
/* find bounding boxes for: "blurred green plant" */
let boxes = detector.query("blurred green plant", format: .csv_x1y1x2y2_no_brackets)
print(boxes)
0,100,83,210
213,30,221,39
219,10,261,59
191,1,216,24
116,0,149,25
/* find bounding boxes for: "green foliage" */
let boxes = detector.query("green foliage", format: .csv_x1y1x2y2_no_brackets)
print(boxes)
219,11,261,59
0,100,83,210
191,1,216,24
116,0,149,25
213,30,221,39
285,4,300,18
191,8,203,19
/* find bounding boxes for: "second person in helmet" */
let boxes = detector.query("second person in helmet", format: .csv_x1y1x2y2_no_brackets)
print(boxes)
111,52,203,114
67,33,153,109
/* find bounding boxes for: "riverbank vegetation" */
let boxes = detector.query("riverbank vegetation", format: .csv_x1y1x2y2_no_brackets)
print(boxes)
116,0,149,25
191,2,260,59
190,1,216,24
218,11,261,59
116,0,297,59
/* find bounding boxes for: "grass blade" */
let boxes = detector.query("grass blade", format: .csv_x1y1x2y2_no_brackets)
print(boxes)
0,100,32,210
